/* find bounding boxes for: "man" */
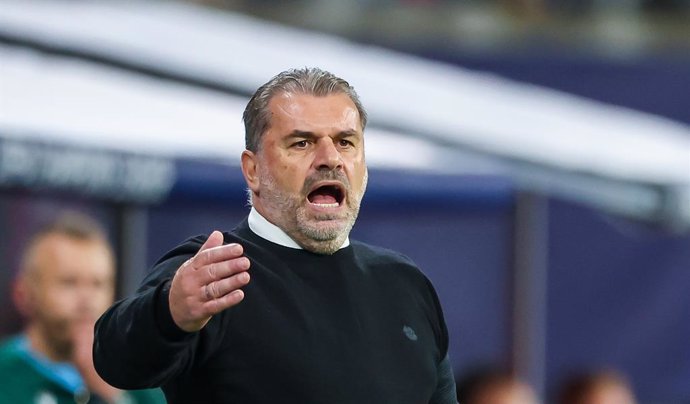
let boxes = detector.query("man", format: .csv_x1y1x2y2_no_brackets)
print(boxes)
0,212,165,404
457,368,540,404
557,371,636,404
94,67,457,403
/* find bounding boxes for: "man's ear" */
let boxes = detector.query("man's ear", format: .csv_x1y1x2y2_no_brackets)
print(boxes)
241,150,260,193
12,277,33,318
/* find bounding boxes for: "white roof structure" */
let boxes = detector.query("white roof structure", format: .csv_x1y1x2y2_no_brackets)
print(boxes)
1,0,689,227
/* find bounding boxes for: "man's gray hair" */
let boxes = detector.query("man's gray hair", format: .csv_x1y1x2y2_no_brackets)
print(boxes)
242,67,368,152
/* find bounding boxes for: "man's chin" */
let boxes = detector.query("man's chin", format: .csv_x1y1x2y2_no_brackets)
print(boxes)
300,219,349,240
297,234,347,255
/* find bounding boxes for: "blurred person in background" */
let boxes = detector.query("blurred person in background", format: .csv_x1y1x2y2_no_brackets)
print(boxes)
93,67,456,404
457,367,540,404
0,212,165,404
557,370,636,404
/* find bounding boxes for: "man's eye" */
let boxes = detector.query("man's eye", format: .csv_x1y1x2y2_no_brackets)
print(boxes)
293,140,308,148
339,139,353,147
60,277,78,288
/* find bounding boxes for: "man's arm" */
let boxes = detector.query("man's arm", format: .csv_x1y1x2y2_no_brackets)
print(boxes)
418,273,457,404
429,355,457,404
93,260,193,389
93,231,250,389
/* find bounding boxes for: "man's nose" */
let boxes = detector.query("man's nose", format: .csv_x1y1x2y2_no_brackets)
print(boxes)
314,138,342,170
76,285,103,316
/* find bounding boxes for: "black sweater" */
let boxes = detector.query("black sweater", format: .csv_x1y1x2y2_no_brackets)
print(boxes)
94,219,456,403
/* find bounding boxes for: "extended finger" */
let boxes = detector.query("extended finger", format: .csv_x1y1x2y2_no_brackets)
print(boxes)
198,231,224,253
204,271,250,301
204,283,214,301
200,256,250,284
193,243,244,268
205,290,246,315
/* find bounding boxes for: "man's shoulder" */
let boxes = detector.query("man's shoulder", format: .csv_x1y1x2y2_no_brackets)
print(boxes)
0,336,23,367
151,228,248,267
349,240,419,271
348,241,438,301
0,336,51,378
0,336,50,397
157,220,249,258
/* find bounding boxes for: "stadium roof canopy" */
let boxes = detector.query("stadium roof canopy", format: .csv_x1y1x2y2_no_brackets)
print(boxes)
1,0,688,228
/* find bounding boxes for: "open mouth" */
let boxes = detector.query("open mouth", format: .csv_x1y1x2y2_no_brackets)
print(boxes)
307,183,345,208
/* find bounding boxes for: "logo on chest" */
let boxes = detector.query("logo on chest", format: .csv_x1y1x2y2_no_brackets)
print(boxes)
402,325,418,341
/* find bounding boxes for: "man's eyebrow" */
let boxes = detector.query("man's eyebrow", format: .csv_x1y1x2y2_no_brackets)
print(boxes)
337,129,360,138
285,129,361,139
285,130,316,140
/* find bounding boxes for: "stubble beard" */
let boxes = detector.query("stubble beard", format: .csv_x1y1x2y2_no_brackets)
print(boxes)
35,315,74,361
257,167,368,255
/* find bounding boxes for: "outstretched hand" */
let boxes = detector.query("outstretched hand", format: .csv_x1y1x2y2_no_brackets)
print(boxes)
169,231,251,332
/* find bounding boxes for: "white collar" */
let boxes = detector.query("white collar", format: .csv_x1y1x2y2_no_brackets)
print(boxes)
248,207,350,250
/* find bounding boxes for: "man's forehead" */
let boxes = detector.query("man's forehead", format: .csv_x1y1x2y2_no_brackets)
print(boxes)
270,92,358,115
31,234,113,269
266,92,363,135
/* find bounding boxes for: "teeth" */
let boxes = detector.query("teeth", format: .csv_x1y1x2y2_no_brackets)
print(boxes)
311,202,339,208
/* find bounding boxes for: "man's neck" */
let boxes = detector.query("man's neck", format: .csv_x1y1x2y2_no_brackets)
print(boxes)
247,207,350,251
25,324,70,363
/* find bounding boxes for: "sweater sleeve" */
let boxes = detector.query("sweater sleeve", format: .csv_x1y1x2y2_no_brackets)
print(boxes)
93,238,205,389
429,354,457,404
422,272,457,403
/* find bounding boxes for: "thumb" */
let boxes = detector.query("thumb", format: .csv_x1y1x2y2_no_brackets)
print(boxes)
199,230,224,252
